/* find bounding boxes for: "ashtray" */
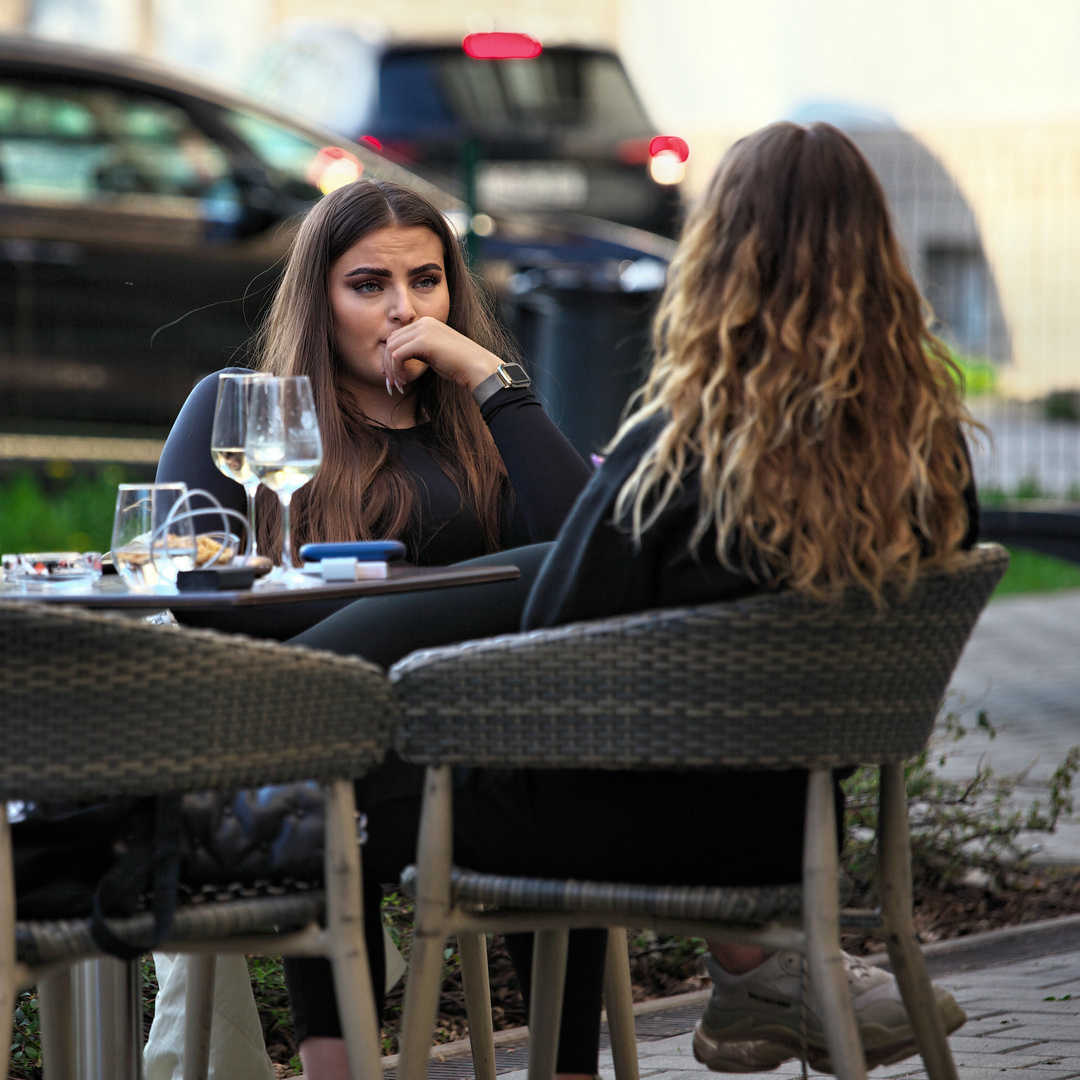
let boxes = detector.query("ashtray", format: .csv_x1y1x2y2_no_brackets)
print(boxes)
7,551,103,586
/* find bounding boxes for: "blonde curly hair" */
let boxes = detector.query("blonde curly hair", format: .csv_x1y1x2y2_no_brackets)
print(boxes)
613,121,977,602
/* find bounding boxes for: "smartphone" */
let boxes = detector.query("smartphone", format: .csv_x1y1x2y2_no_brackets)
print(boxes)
299,540,407,563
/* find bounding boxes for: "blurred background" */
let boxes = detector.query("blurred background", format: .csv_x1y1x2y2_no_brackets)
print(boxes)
2,0,1080,553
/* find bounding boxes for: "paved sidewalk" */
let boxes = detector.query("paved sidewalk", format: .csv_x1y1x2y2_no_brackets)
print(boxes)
492,919,1080,1080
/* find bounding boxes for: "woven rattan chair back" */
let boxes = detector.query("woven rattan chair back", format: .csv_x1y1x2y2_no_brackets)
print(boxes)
0,600,396,1080
392,544,1009,772
0,600,396,800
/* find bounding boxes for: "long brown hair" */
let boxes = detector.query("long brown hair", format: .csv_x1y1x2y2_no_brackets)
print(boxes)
255,179,512,561
614,121,977,602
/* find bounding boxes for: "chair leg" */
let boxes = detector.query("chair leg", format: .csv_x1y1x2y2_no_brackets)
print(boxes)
803,768,866,1080
39,968,76,1080
879,762,960,1080
324,779,383,1080
459,933,497,1080
398,766,455,1080
527,928,569,1080
603,928,638,1080
0,811,16,1080
182,955,217,1080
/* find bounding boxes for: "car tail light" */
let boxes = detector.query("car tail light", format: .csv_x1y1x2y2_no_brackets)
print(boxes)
360,135,383,152
648,135,689,185
307,146,363,194
462,32,542,59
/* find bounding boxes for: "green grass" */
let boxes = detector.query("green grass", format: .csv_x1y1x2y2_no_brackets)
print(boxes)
0,465,140,554
994,546,1080,596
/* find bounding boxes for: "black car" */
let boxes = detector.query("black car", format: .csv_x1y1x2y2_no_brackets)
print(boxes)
246,25,686,238
0,37,674,455
0,35,467,433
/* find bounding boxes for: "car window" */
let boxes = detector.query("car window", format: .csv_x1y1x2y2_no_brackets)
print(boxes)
0,80,230,207
377,53,462,134
220,107,327,193
381,50,652,137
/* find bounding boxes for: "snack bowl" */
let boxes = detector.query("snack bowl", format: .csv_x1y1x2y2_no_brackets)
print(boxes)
9,551,103,586
194,532,240,568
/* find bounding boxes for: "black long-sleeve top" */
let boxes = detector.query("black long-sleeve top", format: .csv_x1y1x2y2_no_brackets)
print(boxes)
523,413,980,630
156,367,592,566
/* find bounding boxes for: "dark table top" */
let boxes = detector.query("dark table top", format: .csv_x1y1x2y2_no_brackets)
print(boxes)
0,563,520,611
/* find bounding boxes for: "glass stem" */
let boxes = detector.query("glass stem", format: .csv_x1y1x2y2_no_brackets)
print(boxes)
244,483,259,557
279,492,296,570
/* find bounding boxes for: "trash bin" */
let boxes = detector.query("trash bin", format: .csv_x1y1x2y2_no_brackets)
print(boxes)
500,255,668,459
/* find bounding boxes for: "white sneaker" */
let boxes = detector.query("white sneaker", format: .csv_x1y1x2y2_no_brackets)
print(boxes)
692,950,966,1074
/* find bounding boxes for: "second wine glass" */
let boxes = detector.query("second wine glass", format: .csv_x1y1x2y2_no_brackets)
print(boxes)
244,375,323,578
210,372,268,558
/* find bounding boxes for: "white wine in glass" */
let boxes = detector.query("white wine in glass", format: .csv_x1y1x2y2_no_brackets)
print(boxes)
244,376,323,576
211,372,267,557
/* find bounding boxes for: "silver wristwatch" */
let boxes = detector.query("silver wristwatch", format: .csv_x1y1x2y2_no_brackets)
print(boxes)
472,362,531,406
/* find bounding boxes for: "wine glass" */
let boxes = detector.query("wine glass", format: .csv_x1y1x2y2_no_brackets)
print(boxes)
210,372,268,558
244,376,323,579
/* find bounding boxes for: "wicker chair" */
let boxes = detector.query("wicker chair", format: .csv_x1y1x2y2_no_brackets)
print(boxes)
388,543,1009,1080
0,600,398,1080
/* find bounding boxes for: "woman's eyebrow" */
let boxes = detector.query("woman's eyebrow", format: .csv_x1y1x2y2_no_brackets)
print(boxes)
408,262,443,275
344,265,390,278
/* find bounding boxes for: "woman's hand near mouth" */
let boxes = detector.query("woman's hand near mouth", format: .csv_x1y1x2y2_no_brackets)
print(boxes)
383,316,502,394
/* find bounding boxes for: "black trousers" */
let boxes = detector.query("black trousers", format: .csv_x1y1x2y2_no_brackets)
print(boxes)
282,543,833,1073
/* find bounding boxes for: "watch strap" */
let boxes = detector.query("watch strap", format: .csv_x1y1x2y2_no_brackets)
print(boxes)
472,363,531,406
472,370,506,406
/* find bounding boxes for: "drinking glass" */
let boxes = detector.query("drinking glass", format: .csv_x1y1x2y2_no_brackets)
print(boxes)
244,376,323,577
111,483,195,591
210,372,268,558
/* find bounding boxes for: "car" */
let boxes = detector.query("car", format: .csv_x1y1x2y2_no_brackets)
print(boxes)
245,23,687,238
0,35,466,434
0,36,674,454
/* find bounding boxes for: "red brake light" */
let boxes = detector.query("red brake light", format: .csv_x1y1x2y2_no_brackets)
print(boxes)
360,135,382,152
463,32,542,60
649,135,690,163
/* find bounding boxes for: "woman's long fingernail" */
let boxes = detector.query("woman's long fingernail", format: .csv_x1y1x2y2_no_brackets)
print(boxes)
386,376,394,396
395,378,405,394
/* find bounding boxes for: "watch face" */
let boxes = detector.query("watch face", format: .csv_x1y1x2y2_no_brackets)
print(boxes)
499,362,531,387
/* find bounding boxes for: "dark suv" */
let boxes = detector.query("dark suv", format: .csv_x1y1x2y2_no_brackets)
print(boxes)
246,25,685,237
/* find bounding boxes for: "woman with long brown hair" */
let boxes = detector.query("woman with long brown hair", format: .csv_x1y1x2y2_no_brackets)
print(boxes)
153,177,593,1079
289,121,977,1079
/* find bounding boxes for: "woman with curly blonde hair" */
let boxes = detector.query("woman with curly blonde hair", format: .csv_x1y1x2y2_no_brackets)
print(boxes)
520,120,978,1073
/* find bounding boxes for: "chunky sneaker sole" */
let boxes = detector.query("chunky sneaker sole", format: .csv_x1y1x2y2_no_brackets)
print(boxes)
692,1021,796,1072
696,950,967,1074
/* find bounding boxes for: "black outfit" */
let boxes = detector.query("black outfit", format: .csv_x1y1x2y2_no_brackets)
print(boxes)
156,368,591,642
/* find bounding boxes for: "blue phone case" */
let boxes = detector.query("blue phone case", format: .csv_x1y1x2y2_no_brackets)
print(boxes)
299,541,406,562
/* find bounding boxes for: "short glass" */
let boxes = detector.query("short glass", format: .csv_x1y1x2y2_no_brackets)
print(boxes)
111,483,194,591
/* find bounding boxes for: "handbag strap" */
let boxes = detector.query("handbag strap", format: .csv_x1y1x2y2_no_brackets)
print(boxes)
90,795,182,960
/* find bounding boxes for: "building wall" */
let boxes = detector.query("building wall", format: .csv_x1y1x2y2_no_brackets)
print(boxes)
616,0,1080,397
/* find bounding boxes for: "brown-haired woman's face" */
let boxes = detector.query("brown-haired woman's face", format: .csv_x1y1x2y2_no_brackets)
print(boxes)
328,224,451,392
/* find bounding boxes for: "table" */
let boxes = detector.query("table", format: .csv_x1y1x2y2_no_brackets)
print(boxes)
0,561,520,610
8,559,519,1080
